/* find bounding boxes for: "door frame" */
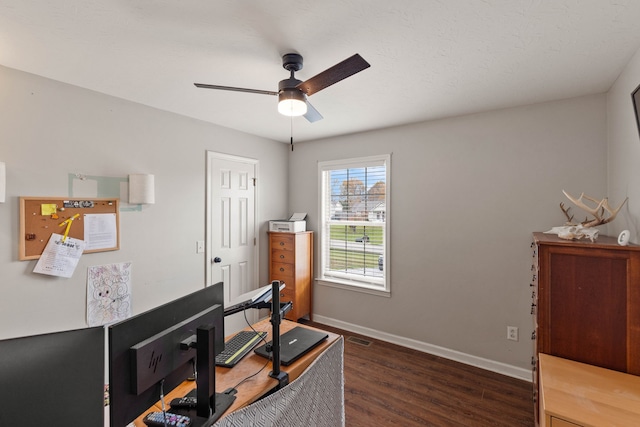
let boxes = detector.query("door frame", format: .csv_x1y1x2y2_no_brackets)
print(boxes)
205,151,260,291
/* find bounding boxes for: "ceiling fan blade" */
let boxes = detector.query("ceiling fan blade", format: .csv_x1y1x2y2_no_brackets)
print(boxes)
304,100,323,123
194,83,278,96
296,54,370,96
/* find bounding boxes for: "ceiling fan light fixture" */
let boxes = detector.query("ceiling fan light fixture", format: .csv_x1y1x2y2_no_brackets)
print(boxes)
195,52,370,124
278,90,307,117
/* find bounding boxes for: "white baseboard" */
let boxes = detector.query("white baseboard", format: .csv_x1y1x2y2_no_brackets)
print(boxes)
312,314,532,382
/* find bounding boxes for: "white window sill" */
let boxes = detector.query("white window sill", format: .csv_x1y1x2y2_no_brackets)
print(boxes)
316,277,391,298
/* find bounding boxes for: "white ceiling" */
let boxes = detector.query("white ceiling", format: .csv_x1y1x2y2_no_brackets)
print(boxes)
1,1,640,143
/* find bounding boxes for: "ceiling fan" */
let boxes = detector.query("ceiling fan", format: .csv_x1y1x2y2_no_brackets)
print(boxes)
194,53,370,123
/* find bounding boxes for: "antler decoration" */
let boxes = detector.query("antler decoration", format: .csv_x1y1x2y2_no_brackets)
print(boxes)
559,202,574,224
562,190,628,227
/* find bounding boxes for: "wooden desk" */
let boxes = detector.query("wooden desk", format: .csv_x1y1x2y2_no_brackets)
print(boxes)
539,353,640,426
133,319,340,426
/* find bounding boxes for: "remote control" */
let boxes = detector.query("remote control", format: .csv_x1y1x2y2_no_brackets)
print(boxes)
170,396,197,409
143,411,192,427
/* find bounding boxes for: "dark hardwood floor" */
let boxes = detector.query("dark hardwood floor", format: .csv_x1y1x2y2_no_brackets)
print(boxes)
303,321,535,427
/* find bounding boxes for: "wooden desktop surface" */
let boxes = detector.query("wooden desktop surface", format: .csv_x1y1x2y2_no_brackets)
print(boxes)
539,353,640,426
132,318,340,426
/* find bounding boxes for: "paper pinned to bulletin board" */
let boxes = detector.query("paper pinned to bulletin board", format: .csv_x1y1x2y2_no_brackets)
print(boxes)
33,233,86,278
19,197,120,260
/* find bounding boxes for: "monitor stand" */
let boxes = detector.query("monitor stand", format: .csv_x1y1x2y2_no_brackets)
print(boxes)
174,324,235,427
181,389,235,427
268,280,290,390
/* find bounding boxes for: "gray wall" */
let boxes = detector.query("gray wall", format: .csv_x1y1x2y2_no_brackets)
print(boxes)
288,94,608,377
607,47,640,241
0,65,289,340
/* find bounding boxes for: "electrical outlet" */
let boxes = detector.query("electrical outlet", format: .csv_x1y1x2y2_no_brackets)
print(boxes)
196,241,205,254
507,326,519,341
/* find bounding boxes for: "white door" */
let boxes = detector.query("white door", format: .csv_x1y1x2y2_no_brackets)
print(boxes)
206,152,259,334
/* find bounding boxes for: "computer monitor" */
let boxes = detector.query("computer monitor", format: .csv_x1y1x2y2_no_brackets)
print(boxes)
108,282,226,426
0,326,105,426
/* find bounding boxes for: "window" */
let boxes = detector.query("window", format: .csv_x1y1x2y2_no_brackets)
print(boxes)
318,154,390,295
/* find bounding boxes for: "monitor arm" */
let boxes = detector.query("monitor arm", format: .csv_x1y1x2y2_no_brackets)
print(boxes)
266,280,292,389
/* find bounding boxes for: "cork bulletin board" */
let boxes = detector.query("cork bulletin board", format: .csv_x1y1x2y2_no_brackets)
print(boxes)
20,197,120,260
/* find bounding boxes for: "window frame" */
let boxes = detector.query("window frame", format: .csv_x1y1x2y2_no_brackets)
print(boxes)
317,154,391,297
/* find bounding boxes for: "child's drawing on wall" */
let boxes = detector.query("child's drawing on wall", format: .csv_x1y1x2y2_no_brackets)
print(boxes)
87,262,132,326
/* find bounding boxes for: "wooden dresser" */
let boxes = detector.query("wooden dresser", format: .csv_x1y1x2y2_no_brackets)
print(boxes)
268,231,313,321
532,232,640,424
532,232,640,374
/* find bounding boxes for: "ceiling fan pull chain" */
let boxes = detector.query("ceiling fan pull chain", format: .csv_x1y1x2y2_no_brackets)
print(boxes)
290,116,294,151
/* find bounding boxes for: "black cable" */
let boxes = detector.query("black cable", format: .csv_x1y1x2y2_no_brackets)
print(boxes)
243,307,268,345
188,358,196,381
226,307,271,391
160,379,168,427
230,356,271,391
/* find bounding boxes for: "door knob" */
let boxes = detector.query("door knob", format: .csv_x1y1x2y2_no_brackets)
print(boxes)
213,257,222,263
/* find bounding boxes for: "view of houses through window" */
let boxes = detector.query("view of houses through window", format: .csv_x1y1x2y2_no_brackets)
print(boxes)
319,155,389,293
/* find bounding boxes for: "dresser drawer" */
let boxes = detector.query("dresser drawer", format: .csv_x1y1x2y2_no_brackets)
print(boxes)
274,280,295,295
279,287,295,301
272,249,295,264
549,417,581,427
271,261,295,277
271,263,294,286
271,234,295,251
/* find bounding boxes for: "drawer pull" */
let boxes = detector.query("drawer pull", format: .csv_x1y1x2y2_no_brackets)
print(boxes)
280,255,285,259
279,242,285,246
280,268,284,272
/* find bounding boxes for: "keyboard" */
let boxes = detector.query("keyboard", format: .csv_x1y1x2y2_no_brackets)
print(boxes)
215,330,267,368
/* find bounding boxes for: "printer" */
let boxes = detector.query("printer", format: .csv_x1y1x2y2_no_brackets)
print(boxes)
269,213,307,233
